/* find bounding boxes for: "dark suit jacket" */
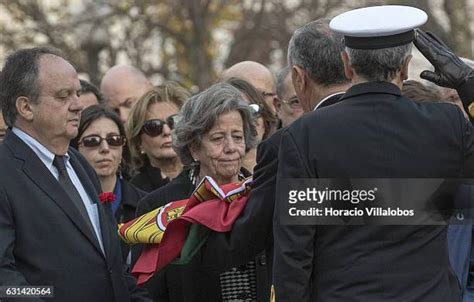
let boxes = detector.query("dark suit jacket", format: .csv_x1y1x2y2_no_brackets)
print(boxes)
274,82,474,302
0,131,151,302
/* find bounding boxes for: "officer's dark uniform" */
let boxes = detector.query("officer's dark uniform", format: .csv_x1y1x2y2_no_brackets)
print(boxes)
274,81,474,302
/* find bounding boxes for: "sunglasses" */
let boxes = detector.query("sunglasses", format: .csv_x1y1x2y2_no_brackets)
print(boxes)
249,104,262,118
78,134,126,148
141,115,177,137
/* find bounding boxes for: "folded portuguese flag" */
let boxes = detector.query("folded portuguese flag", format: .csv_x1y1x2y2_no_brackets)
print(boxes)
118,176,252,285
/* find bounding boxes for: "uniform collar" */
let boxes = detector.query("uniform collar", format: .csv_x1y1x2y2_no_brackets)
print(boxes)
340,81,401,101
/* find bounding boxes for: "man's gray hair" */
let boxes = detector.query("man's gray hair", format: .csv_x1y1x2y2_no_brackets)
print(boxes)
345,43,413,82
287,18,348,86
172,82,258,166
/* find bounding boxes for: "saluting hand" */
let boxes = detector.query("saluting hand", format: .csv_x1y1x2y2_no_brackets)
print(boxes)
414,29,474,89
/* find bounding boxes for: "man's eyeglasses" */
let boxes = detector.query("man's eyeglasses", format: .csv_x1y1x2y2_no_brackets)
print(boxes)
281,96,301,109
261,91,277,98
79,134,126,148
141,115,177,137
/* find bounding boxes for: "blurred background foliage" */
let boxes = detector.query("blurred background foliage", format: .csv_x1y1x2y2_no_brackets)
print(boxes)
0,0,471,91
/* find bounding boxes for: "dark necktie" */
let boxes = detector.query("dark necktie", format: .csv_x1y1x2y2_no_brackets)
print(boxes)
53,155,95,234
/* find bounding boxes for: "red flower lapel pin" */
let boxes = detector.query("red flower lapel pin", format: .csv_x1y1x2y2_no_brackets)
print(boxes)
99,192,116,204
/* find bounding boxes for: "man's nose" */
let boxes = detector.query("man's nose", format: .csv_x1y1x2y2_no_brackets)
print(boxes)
71,93,84,112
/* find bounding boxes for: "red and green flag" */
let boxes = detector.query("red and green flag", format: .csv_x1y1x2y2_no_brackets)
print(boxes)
118,176,252,285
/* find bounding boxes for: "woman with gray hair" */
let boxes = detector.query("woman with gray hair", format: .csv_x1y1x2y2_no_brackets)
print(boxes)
134,82,265,301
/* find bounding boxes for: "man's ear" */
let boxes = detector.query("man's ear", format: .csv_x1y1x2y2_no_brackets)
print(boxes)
400,54,412,81
341,51,354,80
291,65,306,95
273,97,282,117
15,96,34,121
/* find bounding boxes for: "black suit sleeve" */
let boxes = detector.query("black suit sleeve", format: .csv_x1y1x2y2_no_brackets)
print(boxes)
0,186,43,301
273,128,317,302
197,131,280,269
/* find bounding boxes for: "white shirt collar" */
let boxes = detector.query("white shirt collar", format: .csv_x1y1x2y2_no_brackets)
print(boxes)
12,127,70,171
313,92,346,111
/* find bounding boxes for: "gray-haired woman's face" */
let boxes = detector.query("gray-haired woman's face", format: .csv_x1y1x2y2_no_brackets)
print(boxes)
190,110,246,184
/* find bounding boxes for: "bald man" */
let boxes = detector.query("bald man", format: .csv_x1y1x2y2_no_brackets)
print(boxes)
100,65,153,123
221,61,277,114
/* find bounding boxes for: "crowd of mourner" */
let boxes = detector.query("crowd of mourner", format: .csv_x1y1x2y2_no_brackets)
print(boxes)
1,5,474,302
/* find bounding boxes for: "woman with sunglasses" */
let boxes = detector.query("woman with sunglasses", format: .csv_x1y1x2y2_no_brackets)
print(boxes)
133,82,269,302
126,82,190,192
226,77,278,172
71,105,146,261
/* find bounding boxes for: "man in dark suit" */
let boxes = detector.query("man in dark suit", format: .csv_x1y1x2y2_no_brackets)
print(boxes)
0,47,150,301
199,18,350,300
273,6,474,302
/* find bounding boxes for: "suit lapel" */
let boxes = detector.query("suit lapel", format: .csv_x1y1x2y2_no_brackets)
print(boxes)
69,151,114,259
97,202,116,262
6,133,105,257
68,152,100,205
